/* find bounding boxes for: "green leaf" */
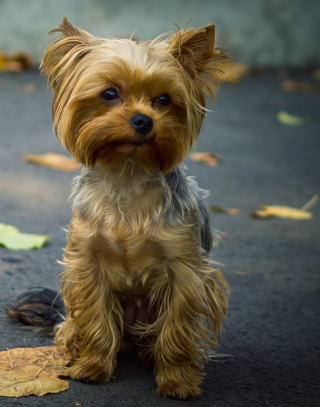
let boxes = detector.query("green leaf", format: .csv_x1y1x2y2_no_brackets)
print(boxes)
277,111,307,126
0,223,49,250
0,223,20,235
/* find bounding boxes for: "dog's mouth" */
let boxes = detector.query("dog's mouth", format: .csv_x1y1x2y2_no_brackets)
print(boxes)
130,133,156,146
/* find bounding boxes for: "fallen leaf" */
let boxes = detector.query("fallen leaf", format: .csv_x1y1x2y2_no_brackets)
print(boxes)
251,205,313,220
0,368,69,397
0,346,71,397
24,84,37,94
0,224,20,235
209,205,241,215
189,152,223,167
277,111,307,126
0,49,34,72
281,80,320,94
220,62,250,84
313,69,320,81
24,152,80,171
0,223,49,250
0,233,50,251
0,347,70,375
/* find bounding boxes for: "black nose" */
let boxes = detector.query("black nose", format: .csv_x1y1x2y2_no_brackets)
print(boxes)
131,114,153,135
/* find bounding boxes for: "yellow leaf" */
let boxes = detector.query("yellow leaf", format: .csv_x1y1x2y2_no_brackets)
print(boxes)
220,62,251,84
24,84,37,94
313,69,320,81
24,153,80,171
0,49,34,72
189,152,223,167
251,205,313,220
0,347,71,397
277,111,307,126
281,80,320,94
0,367,69,397
209,205,241,215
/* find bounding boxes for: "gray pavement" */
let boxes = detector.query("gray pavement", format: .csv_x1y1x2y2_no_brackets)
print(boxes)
0,69,319,406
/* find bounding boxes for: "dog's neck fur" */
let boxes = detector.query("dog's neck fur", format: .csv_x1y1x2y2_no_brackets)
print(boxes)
71,163,172,225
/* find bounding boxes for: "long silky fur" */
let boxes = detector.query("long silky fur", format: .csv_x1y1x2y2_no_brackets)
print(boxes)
7,17,230,400
5,288,64,334
55,163,229,395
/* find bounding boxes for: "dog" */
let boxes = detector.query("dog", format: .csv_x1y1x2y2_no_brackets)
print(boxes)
6,17,229,399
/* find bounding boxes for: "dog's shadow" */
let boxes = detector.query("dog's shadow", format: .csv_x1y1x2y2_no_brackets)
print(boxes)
115,349,154,380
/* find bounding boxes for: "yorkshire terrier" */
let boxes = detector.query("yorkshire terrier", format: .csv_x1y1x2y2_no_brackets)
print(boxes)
6,17,229,399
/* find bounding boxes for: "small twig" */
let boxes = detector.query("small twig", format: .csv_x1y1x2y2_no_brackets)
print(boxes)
35,361,48,378
7,348,12,370
208,353,233,360
0,360,50,391
300,194,319,211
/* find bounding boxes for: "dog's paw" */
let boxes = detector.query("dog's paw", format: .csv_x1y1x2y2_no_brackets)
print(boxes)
157,379,201,399
156,366,202,399
67,363,111,384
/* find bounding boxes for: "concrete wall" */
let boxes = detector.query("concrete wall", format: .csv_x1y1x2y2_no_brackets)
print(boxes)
0,0,319,67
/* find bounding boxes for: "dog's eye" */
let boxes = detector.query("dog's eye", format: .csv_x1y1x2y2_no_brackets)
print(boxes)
100,88,119,103
155,94,171,107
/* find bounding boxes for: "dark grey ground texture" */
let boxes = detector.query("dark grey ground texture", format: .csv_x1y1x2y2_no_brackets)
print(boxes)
0,69,319,407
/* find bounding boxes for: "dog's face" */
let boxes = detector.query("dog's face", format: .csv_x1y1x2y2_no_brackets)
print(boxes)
42,17,225,174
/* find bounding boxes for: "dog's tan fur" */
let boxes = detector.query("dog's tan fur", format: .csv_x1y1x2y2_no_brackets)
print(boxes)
42,17,229,399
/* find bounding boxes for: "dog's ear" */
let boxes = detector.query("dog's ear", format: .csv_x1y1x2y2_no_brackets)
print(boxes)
41,16,95,90
168,25,227,99
50,15,90,39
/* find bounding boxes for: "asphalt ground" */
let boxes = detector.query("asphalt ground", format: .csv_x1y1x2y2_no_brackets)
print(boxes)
0,69,319,407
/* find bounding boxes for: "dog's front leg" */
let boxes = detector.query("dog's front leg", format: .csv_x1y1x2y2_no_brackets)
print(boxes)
153,257,227,399
56,216,124,383
153,265,206,399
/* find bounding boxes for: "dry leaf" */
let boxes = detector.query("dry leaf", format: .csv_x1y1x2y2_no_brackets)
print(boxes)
0,49,34,72
0,346,71,397
24,152,80,171
0,367,69,397
24,84,37,94
220,62,250,84
209,205,241,215
281,80,320,94
251,205,313,220
313,69,320,81
189,152,223,167
277,111,307,126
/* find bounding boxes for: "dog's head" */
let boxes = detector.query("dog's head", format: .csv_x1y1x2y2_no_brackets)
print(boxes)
42,17,225,174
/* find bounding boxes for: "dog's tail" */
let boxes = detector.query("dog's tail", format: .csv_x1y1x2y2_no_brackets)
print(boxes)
5,288,65,335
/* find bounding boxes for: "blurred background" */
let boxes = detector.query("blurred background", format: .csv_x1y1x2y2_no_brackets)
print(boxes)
0,0,319,68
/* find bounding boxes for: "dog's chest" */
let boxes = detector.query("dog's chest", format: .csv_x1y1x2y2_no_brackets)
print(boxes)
99,208,169,295
71,166,197,294
77,173,172,294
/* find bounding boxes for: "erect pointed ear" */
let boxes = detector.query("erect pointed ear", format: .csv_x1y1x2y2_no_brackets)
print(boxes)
49,15,91,39
41,16,95,89
168,24,226,97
